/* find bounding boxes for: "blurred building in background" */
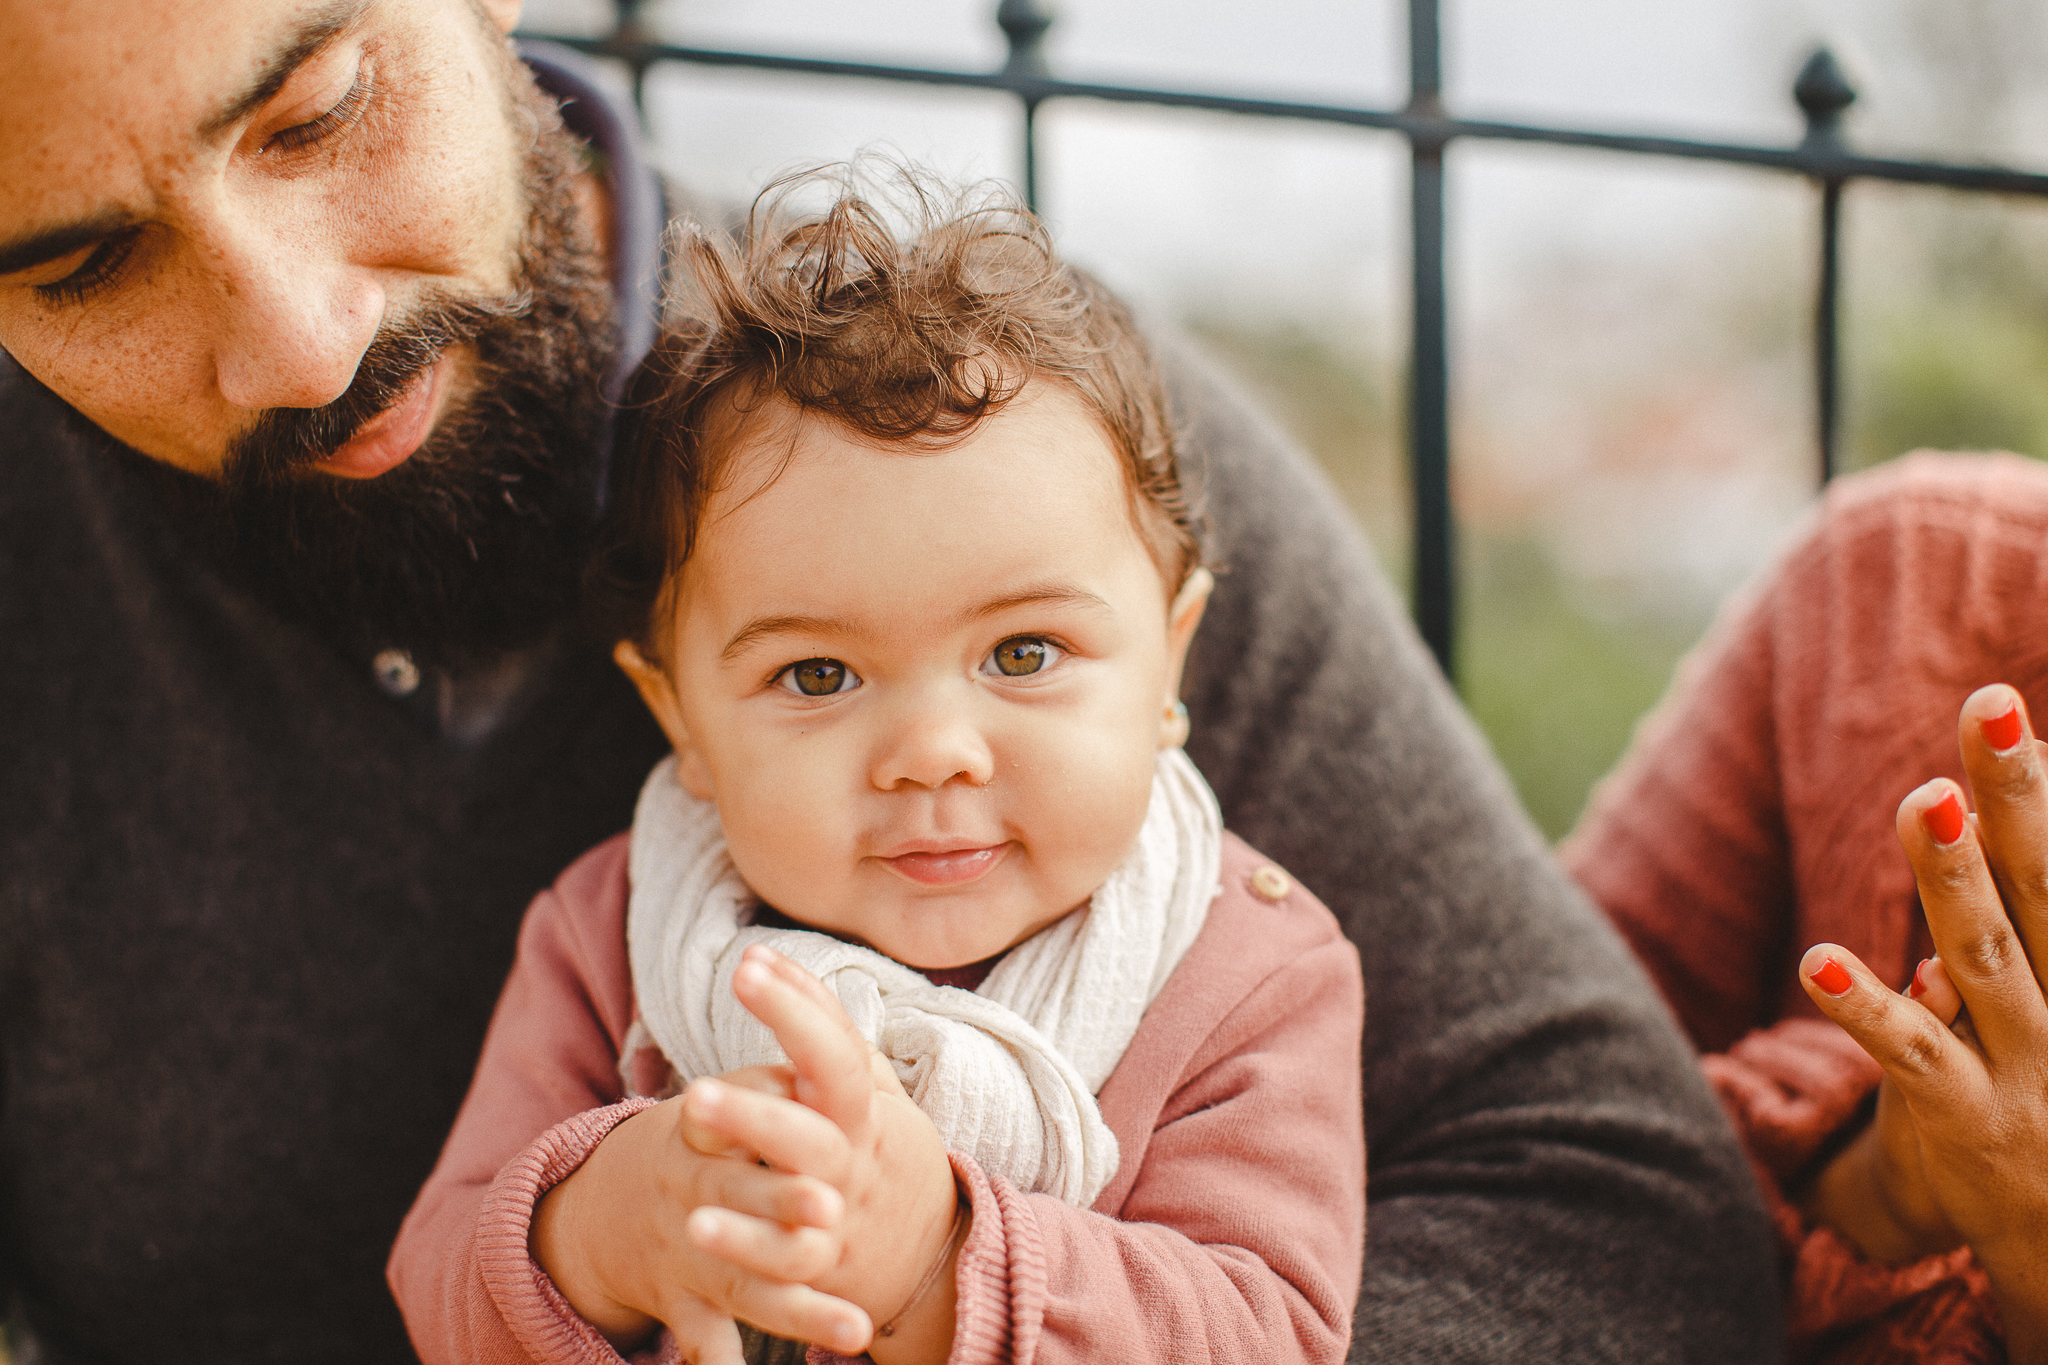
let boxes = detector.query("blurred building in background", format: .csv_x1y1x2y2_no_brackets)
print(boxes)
527,0,2048,836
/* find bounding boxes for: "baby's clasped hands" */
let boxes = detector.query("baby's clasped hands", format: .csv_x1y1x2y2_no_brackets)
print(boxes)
685,946,967,1365
534,944,963,1365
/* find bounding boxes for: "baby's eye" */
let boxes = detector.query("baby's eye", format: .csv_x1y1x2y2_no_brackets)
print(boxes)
983,636,1062,678
776,658,862,697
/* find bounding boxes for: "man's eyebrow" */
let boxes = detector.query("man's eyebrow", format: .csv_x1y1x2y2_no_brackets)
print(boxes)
721,615,861,663
198,0,375,142
0,211,140,278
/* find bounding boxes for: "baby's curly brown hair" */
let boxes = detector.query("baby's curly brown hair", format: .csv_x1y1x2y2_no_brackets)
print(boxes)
591,162,1200,661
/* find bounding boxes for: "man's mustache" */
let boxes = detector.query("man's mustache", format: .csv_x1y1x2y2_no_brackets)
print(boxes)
226,288,531,482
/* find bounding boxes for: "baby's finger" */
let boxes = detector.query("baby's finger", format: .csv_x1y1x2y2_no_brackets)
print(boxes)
660,1296,746,1365
1906,956,1964,1028
688,1151,842,1230
679,1066,797,1159
733,949,878,1130
757,953,904,1097
714,1064,800,1099
688,1204,840,1283
1800,943,1988,1107
684,1076,851,1181
724,1277,873,1358
1896,778,2048,1063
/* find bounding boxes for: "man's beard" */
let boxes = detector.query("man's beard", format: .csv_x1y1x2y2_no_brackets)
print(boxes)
217,105,620,672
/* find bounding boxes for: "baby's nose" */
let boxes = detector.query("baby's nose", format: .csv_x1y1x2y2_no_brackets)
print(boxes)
869,704,996,791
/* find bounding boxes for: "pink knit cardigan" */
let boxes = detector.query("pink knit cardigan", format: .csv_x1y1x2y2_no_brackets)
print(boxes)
1561,453,2048,1364
389,828,1364,1365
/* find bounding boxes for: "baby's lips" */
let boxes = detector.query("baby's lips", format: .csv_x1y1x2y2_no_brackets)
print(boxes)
881,843,1009,887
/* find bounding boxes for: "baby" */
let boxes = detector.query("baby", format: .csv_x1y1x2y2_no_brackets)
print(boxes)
390,168,1365,1365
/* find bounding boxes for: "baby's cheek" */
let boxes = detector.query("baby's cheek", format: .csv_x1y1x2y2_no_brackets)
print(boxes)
721,785,848,913
1034,742,1157,893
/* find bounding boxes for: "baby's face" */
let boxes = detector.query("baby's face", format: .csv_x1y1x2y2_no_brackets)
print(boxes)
627,381,1204,970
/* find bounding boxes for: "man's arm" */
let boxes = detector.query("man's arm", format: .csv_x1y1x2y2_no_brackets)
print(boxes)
1160,335,1783,1363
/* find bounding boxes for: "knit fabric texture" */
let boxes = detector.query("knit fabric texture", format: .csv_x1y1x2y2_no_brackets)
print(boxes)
0,86,1779,1357
1562,451,2046,1364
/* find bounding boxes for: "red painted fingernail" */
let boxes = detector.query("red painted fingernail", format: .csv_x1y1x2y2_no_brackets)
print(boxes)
1983,702,2025,753
1811,957,1854,997
1923,790,1967,845
1908,958,1931,999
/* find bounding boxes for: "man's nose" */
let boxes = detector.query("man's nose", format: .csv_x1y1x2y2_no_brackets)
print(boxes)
870,692,997,792
206,221,385,412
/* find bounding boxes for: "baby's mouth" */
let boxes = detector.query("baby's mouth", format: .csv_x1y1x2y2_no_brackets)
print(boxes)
880,843,1011,887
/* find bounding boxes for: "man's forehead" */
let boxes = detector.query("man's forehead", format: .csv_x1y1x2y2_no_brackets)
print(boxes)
0,0,372,234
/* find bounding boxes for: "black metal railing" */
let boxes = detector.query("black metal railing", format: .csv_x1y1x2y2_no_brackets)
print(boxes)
531,0,2048,681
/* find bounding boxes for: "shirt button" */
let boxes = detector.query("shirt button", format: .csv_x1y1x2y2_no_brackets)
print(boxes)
1249,865,1292,902
373,647,421,697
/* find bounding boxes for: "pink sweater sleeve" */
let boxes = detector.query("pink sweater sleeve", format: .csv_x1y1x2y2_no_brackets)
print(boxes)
942,932,1364,1365
389,836,671,1365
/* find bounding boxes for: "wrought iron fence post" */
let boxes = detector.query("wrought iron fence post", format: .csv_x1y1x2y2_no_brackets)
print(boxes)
1796,48,1856,484
609,0,658,119
1408,0,1455,680
997,0,1055,213
527,8,2048,658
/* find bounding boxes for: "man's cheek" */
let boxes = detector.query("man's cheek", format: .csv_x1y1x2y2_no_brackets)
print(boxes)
7,319,224,472
345,60,524,292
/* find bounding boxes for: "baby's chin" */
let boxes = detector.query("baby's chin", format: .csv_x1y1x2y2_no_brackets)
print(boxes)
770,882,1096,974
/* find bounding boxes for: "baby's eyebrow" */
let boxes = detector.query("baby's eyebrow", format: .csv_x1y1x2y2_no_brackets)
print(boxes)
964,585,1112,621
718,585,1109,663
720,614,858,663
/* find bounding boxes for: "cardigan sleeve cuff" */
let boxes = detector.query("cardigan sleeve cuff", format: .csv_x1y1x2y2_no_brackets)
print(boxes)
1701,1023,1997,1352
940,1152,1045,1365
477,1097,671,1365
799,1153,1046,1365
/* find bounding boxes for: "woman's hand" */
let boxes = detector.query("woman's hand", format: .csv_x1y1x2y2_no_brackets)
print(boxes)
1798,684,2048,1364
529,1066,870,1363
680,945,965,1365
1800,960,1964,1266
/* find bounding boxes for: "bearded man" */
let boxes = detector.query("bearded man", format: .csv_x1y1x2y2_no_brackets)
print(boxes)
0,1,1781,1361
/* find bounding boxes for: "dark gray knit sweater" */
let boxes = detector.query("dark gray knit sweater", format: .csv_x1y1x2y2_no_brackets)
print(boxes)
0,62,1781,1365
0,332,1784,1362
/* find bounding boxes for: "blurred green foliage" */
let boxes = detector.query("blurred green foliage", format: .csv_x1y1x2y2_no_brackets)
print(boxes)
1458,539,1698,838
1852,307,2048,465
1189,317,1700,840
1192,186,2048,844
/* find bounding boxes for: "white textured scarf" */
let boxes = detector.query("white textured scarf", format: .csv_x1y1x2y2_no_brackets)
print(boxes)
623,746,1222,1208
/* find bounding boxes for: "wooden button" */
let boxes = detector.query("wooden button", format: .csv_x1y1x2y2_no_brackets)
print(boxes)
1249,865,1292,901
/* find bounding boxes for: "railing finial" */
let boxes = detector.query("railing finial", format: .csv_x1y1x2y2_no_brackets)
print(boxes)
1794,47,1857,148
997,0,1055,79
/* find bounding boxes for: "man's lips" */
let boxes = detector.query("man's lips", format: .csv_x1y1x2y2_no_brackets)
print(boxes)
879,843,1012,887
311,353,454,479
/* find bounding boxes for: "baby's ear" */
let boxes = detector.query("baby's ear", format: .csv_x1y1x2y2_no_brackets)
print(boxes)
612,640,717,799
1158,567,1213,749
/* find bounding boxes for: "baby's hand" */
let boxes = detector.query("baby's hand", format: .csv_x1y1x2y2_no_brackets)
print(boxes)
680,945,964,1365
529,1067,871,1362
